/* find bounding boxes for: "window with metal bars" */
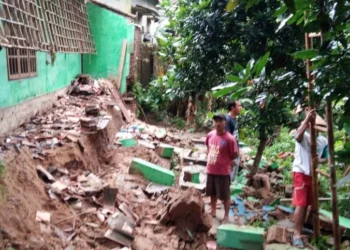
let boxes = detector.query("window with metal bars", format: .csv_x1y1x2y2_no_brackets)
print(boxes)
0,0,96,53
7,48,37,80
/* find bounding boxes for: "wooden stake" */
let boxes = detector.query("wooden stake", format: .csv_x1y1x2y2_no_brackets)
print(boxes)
116,40,127,90
305,33,320,239
326,99,341,250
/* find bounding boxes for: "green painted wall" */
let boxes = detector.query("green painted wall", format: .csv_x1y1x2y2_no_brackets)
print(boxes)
83,3,135,94
0,50,81,108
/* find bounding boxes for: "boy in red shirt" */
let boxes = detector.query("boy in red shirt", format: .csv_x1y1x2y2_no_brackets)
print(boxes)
206,114,238,222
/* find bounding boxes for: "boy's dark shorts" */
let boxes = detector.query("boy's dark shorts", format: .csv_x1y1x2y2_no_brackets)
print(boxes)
206,174,231,200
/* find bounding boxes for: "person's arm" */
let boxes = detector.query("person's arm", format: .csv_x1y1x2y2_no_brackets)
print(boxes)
230,138,239,160
295,109,316,142
318,145,328,164
206,134,210,153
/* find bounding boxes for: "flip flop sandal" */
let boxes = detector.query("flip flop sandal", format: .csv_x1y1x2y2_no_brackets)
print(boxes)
290,233,304,249
292,238,304,248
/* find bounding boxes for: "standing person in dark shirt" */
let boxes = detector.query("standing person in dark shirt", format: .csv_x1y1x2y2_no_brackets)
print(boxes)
206,114,238,223
225,101,242,181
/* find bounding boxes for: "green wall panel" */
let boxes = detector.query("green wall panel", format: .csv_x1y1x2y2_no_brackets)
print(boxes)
0,50,81,108
83,3,134,94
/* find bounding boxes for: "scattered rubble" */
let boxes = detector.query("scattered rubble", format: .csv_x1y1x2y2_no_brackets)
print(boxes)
1,74,348,250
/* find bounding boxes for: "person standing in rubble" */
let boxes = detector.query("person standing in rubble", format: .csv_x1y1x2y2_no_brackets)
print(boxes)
292,108,328,248
225,100,242,181
206,114,238,223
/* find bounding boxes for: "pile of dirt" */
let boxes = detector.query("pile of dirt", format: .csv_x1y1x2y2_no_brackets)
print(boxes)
159,188,212,243
0,149,70,249
0,77,129,249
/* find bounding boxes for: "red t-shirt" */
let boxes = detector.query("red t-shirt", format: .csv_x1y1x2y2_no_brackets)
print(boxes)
206,130,238,175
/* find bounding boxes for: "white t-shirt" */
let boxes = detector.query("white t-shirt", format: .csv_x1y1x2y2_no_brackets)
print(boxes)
292,131,328,176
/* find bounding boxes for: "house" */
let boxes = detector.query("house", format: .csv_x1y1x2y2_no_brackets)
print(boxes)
0,0,159,135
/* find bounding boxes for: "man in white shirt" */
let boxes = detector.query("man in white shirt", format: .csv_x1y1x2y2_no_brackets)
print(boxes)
292,109,328,248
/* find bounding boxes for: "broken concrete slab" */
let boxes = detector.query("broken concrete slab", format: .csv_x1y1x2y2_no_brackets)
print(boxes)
103,187,117,208
51,181,68,194
179,166,207,192
217,224,264,250
138,140,155,149
119,138,137,148
155,143,174,158
129,158,175,186
107,211,135,236
144,182,170,195
79,173,104,194
104,229,134,247
154,128,167,139
36,165,55,183
265,244,307,250
183,156,207,166
320,209,350,237
119,202,138,223
36,211,51,223
97,116,111,130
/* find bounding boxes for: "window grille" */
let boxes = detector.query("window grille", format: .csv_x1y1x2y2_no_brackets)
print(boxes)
43,0,96,53
7,48,37,80
0,0,96,53
0,0,49,50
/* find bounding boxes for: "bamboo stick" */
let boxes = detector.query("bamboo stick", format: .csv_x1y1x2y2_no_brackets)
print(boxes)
305,32,320,239
326,99,341,250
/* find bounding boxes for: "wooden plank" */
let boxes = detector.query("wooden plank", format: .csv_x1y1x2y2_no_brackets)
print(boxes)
116,40,127,90
113,92,132,123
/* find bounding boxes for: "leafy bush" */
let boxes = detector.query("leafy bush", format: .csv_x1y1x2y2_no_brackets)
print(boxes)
264,127,295,160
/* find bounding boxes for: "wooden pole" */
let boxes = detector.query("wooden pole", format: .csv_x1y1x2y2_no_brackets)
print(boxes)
305,33,320,239
116,40,127,90
326,99,341,250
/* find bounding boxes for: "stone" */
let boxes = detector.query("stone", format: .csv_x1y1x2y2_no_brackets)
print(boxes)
266,225,291,244
161,188,212,239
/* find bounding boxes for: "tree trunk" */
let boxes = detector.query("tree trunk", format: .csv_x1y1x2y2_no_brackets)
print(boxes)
250,137,268,176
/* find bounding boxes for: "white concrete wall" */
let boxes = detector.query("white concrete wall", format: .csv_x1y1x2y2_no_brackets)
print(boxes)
132,0,158,8
97,0,132,13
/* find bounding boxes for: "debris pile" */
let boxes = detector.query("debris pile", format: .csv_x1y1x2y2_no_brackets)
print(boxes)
159,187,212,242
0,75,130,160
